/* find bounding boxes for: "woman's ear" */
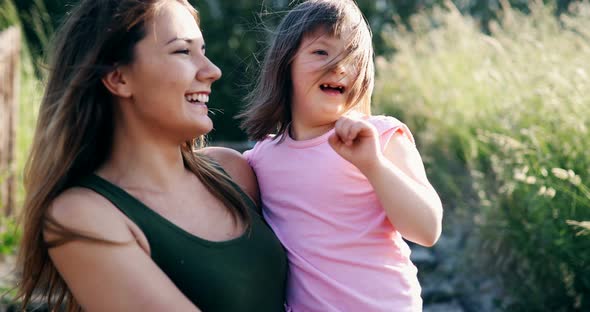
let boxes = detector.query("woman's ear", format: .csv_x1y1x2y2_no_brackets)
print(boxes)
101,66,133,98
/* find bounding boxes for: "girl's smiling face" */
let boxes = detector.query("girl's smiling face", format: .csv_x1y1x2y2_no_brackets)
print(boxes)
290,28,358,131
117,0,221,141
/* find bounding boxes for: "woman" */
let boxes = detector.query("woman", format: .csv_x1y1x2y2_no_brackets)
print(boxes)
16,0,287,311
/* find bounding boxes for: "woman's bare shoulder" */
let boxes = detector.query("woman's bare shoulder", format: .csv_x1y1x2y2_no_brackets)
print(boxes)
198,147,259,204
46,188,199,311
46,186,136,244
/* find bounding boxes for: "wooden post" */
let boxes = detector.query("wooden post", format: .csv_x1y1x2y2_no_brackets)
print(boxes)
0,27,20,216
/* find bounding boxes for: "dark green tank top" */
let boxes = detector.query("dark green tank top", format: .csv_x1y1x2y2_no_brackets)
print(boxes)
75,173,287,311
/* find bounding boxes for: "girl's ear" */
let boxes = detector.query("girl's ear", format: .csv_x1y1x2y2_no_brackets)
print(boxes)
101,66,133,98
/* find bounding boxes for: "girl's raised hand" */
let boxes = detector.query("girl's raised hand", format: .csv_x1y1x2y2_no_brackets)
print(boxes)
328,116,383,173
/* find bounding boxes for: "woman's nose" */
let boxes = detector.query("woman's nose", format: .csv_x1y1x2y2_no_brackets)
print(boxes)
197,56,222,82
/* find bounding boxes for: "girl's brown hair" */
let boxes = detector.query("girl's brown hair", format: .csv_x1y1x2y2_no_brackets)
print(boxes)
239,0,375,141
17,0,249,311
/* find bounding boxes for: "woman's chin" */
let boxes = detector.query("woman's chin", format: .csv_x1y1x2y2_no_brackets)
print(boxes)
188,119,214,138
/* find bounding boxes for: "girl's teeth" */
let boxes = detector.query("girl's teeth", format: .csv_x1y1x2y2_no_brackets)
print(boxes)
320,84,344,91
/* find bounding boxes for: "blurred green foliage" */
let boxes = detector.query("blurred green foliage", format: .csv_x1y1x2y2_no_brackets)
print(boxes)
0,217,20,256
374,2,590,310
4,0,578,141
0,0,17,29
0,0,44,213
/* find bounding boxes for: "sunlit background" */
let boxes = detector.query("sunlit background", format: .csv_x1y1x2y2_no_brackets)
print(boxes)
0,0,588,311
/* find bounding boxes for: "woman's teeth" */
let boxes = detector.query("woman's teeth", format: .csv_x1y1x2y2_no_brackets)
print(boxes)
185,93,209,103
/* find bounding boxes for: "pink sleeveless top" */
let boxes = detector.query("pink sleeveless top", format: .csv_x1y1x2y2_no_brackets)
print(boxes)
244,115,422,311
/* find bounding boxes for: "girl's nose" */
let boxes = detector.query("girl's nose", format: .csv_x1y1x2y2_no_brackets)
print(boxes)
332,62,346,75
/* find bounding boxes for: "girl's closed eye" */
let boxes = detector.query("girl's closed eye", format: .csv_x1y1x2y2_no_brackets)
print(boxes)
313,50,328,56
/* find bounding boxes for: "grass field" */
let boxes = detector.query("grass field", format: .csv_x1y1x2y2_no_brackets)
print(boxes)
374,2,590,310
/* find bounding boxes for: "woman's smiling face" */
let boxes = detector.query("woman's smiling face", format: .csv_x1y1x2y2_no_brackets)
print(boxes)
119,0,222,141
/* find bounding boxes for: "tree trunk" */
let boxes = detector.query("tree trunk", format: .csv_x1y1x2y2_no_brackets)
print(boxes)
0,27,20,216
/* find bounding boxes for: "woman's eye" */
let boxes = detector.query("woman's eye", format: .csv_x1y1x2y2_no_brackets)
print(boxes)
174,49,190,55
313,50,328,56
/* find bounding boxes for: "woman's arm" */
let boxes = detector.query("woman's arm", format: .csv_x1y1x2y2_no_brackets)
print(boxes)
45,188,201,312
329,117,443,247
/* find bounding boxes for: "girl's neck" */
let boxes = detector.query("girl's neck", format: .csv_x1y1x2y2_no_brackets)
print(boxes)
289,119,336,141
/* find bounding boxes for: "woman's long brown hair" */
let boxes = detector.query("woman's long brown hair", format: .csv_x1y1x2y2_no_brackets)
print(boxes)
16,1,249,311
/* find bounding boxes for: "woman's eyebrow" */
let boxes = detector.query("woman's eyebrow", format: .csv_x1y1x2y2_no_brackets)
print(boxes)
165,37,196,45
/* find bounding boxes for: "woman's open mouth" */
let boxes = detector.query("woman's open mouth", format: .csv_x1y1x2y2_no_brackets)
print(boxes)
185,92,209,104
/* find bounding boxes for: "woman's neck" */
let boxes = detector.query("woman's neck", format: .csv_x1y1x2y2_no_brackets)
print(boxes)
97,123,188,193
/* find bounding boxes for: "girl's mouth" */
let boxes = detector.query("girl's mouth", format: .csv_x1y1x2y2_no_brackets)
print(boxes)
319,83,345,94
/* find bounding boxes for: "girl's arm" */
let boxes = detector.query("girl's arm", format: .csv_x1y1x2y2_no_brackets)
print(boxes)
329,116,443,247
45,188,201,312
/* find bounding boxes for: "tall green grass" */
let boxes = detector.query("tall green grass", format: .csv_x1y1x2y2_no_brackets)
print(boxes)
375,2,590,310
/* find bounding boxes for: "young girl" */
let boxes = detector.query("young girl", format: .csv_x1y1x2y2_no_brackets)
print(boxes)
240,0,443,310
